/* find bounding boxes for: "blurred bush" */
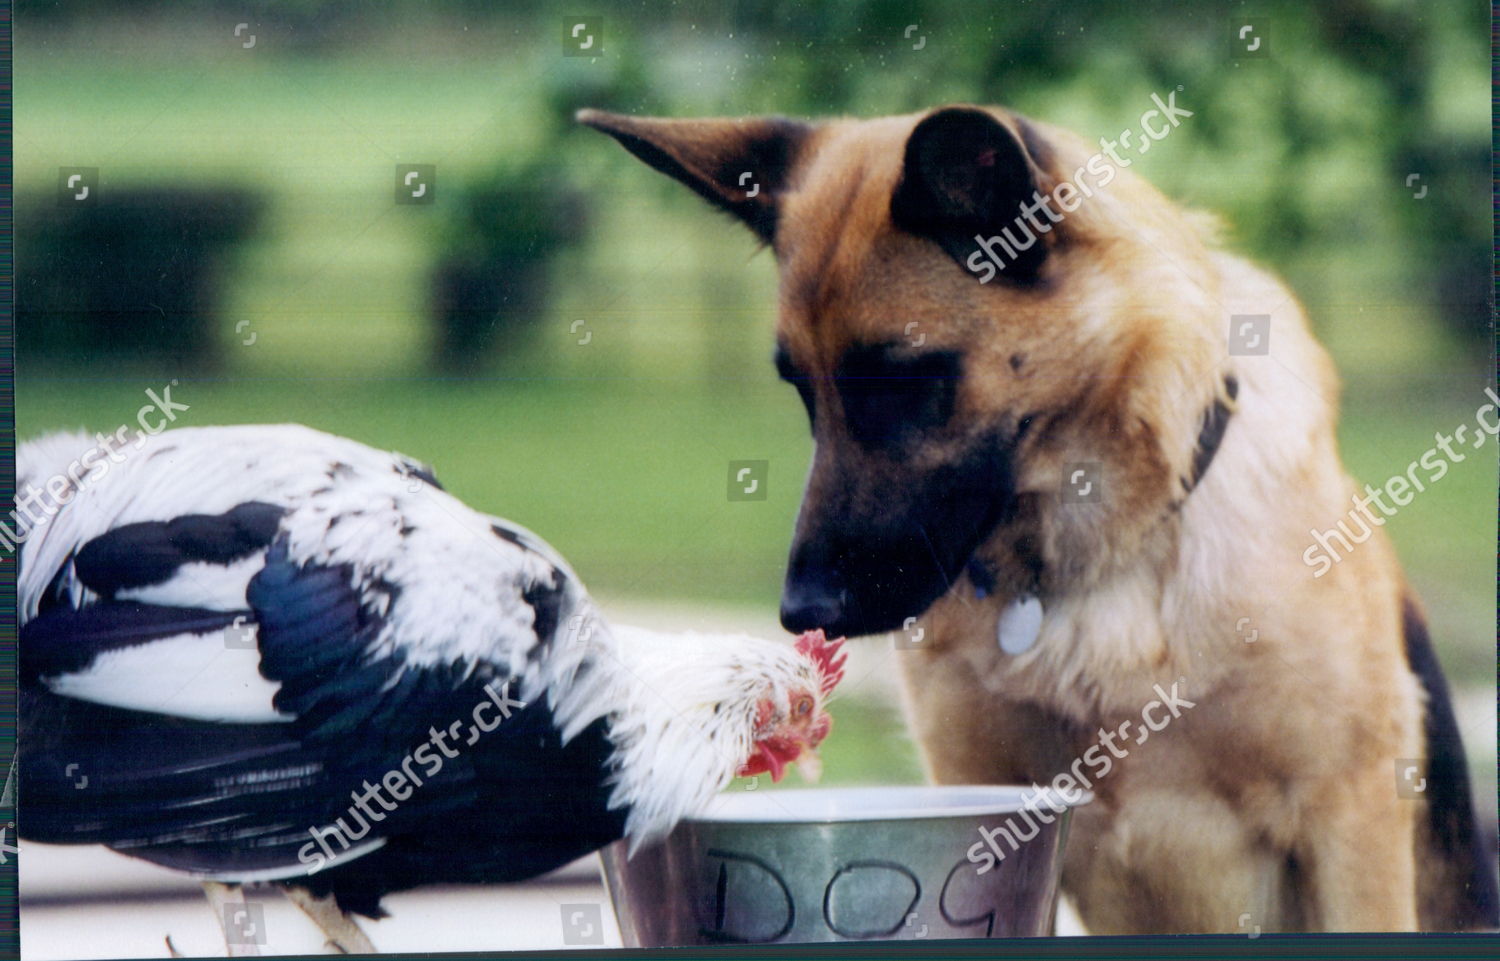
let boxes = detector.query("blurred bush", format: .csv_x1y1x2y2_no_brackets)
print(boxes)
17,186,263,367
424,53,657,373
428,160,588,373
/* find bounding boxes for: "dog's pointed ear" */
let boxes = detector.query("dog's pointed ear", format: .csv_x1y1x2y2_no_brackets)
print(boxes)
576,109,812,243
891,106,1049,279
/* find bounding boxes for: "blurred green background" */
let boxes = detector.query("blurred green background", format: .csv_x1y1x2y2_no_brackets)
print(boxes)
13,1,1494,795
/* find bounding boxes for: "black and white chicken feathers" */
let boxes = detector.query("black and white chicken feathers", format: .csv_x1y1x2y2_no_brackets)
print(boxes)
16,424,844,927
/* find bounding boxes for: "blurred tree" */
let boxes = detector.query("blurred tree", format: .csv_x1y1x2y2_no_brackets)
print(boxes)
428,160,588,373
425,40,659,374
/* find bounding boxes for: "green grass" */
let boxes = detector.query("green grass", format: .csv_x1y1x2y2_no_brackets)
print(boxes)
1337,382,1497,680
16,372,811,608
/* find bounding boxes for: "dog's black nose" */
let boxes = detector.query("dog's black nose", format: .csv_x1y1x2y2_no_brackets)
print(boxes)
780,593,843,634
780,560,847,633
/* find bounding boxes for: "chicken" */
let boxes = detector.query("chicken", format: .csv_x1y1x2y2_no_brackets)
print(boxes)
14,424,846,953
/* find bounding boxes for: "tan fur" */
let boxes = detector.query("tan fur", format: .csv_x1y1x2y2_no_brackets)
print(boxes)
581,104,1485,933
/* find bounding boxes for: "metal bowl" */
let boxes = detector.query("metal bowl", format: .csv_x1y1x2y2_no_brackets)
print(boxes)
599,785,1088,945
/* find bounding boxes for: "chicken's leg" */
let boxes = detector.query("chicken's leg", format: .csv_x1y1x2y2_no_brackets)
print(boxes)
284,885,377,955
202,881,262,957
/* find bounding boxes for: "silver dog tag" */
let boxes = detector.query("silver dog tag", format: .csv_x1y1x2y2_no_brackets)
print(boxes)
998,595,1044,655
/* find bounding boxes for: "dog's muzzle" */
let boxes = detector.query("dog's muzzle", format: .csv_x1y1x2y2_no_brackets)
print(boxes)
779,526,988,638
779,427,1021,638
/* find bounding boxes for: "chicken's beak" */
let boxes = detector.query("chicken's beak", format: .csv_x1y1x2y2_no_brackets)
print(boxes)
738,736,811,783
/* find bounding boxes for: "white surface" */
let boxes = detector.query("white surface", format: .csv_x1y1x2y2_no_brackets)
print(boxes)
20,844,620,958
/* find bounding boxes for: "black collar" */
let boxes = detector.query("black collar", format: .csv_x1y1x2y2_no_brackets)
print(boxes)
966,372,1238,602
1182,374,1238,495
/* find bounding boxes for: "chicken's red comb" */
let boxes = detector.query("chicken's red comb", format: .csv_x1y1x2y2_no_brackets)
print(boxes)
795,629,847,696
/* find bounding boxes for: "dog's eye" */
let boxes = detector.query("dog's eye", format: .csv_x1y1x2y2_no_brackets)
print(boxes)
835,345,961,452
775,345,817,428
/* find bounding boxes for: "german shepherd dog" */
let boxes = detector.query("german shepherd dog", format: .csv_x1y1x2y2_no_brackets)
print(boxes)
579,104,1498,933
